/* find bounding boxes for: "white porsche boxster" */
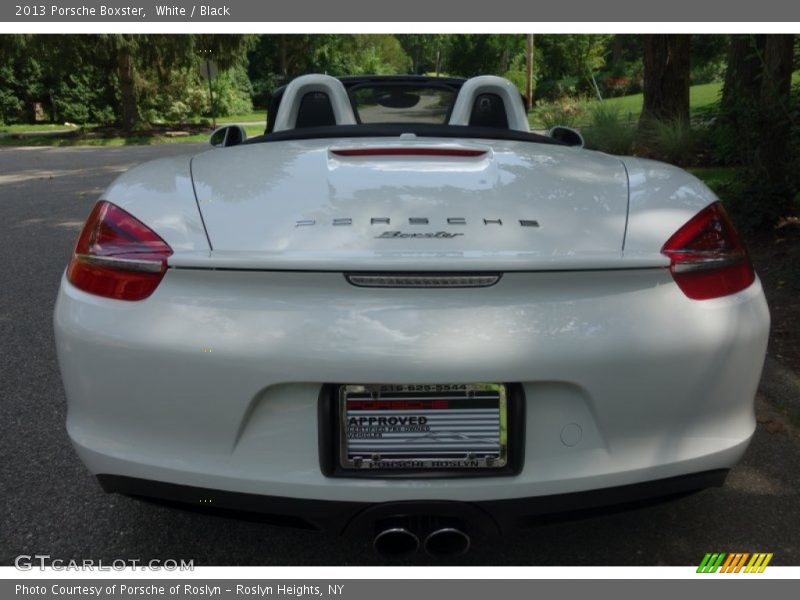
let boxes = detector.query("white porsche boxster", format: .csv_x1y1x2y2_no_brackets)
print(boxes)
55,74,770,558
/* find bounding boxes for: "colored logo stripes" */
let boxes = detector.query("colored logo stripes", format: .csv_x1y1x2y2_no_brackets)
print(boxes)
697,552,773,573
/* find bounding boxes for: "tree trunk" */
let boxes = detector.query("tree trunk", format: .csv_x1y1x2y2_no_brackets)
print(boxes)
757,34,796,211
525,34,534,109
720,34,766,118
715,35,767,167
759,35,794,126
640,34,691,126
115,45,139,130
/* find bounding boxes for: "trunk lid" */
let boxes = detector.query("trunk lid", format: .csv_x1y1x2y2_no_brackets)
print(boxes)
187,137,632,270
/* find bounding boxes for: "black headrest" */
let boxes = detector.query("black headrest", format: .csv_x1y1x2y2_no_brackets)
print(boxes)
295,91,336,129
468,93,509,129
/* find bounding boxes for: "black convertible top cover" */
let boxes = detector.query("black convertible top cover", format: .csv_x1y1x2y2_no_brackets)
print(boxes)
245,123,564,147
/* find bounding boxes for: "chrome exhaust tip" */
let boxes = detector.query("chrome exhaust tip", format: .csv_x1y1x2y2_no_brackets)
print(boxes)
423,527,471,558
373,527,420,559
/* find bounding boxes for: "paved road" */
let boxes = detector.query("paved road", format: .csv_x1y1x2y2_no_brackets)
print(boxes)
1,145,798,566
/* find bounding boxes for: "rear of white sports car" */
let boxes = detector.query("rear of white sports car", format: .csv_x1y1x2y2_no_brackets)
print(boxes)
54,76,769,558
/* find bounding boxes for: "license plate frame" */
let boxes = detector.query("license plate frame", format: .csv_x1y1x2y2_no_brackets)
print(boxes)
318,383,525,478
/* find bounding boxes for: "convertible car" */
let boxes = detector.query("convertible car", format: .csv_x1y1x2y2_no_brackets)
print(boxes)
54,74,770,558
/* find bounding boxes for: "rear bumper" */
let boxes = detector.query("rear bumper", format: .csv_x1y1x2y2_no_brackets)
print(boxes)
56,267,769,504
97,469,730,534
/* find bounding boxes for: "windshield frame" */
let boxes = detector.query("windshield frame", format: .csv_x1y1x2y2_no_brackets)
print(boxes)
346,81,461,126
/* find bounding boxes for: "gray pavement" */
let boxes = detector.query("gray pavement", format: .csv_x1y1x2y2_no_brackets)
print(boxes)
1,144,798,566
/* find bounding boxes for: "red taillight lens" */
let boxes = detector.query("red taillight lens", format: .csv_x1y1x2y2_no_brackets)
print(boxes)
661,202,755,300
67,201,173,301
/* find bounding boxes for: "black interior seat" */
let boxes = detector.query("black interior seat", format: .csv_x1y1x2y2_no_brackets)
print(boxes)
295,91,336,129
468,93,509,129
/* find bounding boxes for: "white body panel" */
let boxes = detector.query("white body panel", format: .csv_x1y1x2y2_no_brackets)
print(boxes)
188,138,629,263
56,266,769,502
621,157,721,256
101,155,209,252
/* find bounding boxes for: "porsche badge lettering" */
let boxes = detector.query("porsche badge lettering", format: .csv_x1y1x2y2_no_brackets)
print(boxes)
293,218,540,232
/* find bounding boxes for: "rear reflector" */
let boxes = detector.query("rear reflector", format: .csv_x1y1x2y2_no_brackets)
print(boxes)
331,147,487,158
67,201,173,301
661,202,755,300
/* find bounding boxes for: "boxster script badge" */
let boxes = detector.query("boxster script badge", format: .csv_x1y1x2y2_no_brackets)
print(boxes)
376,231,464,239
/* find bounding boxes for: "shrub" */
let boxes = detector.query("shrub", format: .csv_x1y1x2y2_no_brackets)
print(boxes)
164,100,191,123
502,68,527,98
642,118,698,166
536,98,586,130
690,60,726,86
133,63,253,125
601,75,633,97
719,173,800,233
705,84,800,231
582,103,636,155
250,72,281,109
0,65,24,123
209,66,253,117
56,99,90,124
92,105,116,126
535,76,580,102
603,74,642,97
0,91,23,124
42,68,117,125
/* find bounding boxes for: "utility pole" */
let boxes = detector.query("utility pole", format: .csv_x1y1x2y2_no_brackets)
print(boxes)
199,49,217,129
525,34,534,110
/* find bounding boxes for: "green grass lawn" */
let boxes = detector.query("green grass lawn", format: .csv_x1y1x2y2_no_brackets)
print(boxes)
217,110,266,124
531,70,800,128
604,81,723,121
0,123,265,147
530,81,725,128
0,122,82,134
687,166,738,194
179,110,266,127
0,110,266,141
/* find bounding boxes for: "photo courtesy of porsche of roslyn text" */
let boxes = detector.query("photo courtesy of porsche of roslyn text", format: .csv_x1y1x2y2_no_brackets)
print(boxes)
2,33,799,566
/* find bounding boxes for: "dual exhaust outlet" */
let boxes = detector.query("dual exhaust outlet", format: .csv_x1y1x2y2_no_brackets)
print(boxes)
373,519,471,559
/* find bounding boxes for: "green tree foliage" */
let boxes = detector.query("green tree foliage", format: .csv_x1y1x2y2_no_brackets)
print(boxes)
714,34,798,229
0,35,117,125
526,35,611,100
209,66,254,117
247,35,411,106
689,34,729,84
396,35,451,74
0,34,255,128
105,34,255,128
0,36,37,123
1,34,639,125
444,35,524,78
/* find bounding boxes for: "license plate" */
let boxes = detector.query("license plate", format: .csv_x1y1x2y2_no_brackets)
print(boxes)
339,383,508,471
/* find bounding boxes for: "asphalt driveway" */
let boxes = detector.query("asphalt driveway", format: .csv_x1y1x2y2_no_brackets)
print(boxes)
1,144,798,566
